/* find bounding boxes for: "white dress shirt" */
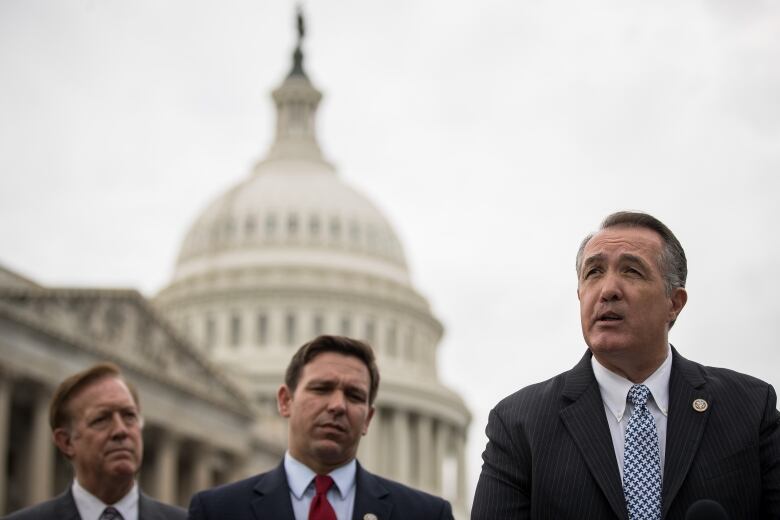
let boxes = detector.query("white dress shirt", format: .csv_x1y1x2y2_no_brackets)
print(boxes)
72,479,139,520
284,451,357,520
591,346,671,482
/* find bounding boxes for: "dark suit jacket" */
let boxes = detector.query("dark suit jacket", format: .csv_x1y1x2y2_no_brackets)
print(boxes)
188,461,453,520
471,348,780,519
3,485,186,520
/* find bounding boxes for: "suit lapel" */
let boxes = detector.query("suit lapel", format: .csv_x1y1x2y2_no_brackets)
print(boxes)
57,487,83,520
352,463,393,520
139,492,164,520
250,463,297,520
559,351,627,520
661,347,710,518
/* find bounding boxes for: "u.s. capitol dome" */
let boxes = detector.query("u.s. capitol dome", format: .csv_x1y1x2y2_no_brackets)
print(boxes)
155,19,470,516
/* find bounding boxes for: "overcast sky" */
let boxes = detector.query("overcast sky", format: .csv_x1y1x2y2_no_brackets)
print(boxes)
2,0,780,503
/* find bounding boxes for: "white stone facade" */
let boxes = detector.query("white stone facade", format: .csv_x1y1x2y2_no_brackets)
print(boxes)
0,270,257,514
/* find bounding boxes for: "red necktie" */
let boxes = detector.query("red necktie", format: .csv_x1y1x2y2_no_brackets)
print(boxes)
308,474,337,520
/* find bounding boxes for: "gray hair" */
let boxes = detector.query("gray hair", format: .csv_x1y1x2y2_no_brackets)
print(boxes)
575,211,687,296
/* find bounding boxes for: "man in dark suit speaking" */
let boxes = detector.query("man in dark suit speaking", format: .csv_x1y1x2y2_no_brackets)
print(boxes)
5,362,185,519
189,335,452,519
472,211,780,519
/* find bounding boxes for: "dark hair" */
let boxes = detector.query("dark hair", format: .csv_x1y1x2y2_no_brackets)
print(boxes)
285,335,380,405
576,211,687,292
575,211,687,327
49,362,140,431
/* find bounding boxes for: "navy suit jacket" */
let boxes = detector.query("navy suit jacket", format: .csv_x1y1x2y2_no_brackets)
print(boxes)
188,461,453,520
471,348,780,519
3,485,185,520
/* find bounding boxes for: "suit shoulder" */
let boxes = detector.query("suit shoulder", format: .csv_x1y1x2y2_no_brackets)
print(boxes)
492,368,570,416
190,472,266,503
700,363,772,390
3,496,64,519
369,473,452,513
142,492,187,519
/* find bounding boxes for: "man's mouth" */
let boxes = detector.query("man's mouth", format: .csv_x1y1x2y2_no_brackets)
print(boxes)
317,422,346,433
596,311,623,322
106,447,134,457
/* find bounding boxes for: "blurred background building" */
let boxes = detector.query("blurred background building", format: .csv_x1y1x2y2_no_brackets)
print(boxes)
0,12,470,518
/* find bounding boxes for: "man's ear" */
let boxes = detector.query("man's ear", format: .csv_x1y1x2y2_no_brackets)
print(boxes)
277,385,293,418
53,428,74,459
669,287,688,322
361,406,376,436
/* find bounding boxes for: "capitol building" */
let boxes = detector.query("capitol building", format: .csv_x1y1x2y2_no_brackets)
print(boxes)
0,14,471,519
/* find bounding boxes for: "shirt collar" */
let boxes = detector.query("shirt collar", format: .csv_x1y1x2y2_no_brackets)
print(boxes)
591,345,672,421
72,479,138,520
284,451,356,500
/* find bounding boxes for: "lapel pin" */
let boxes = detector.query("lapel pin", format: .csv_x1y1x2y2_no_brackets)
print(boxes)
363,515,378,520
692,398,708,412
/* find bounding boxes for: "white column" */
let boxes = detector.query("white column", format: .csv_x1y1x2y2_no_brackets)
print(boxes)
417,414,434,492
391,409,411,483
375,407,389,475
191,444,213,495
434,420,449,494
456,428,467,508
27,387,54,505
151,431,179,503
357,420,378,472
0,373,11,515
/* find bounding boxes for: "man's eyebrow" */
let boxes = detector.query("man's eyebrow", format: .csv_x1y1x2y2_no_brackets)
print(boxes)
619,253,650,267
582,253,605,268
305,378,335,386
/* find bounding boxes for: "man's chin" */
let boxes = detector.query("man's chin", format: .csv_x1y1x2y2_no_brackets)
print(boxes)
586,331,632,354
312,442,354,466
106,460,140,477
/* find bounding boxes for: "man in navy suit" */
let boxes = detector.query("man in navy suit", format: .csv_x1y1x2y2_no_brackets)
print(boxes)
5,363,185,519
472,211,780,519
189,335,452,520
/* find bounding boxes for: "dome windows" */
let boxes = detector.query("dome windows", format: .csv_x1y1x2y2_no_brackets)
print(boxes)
265,214,277,236
363,317,376,343
349,220,361,245
386,322,398,358
312,313,324,336
230,313,242,347
330,217,341,241
256,312,269,346
287,214,299,236
309,215,320,237
339,315,351,335
284,311,296,346
245,215,256,236
178,207,407,267
182,304,433,371
204,315,216,352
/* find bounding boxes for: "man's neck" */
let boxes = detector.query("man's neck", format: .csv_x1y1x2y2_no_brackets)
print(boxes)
77,476,135,505
593,347,669,384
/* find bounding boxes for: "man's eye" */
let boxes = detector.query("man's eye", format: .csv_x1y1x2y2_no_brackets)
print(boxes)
90,415,111,428
122,411,139,425
347,393,365,402
584,268,600,278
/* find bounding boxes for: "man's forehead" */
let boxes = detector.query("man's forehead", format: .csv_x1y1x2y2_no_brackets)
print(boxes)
302,352,370,383
584,226,663,256
74,377,136,409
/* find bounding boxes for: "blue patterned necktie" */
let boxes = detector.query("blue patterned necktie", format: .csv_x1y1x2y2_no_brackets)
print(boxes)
100,506,124,520
623,384,662,520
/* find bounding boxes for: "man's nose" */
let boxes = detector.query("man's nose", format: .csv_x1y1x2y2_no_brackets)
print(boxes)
327,391,347,413
109,413,129,438
599,272,623,301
